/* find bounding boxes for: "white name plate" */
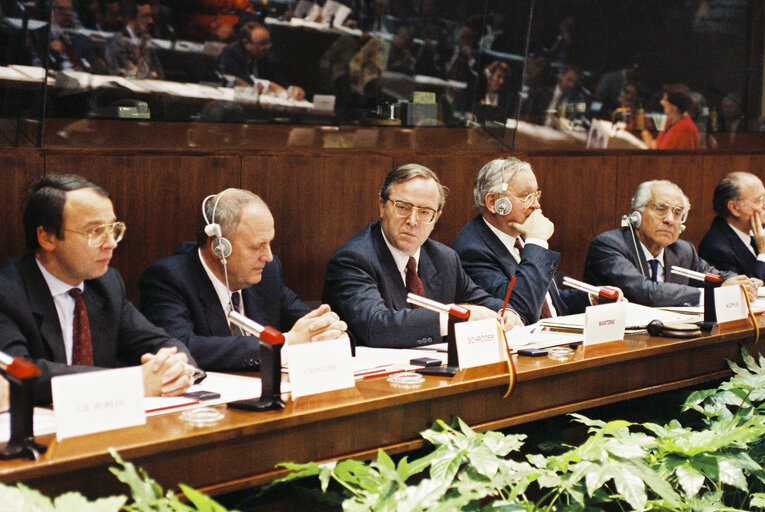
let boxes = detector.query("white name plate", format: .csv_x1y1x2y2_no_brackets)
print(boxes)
584,302,627,346
714,285,748,323
454,318,507,369
286,335,354,398
52,367,145,440
312,94,336,112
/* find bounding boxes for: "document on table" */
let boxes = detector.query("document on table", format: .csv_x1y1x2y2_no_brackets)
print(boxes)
504,324,582,352
353,346,445,379
540,303,703,333
0,407,57,441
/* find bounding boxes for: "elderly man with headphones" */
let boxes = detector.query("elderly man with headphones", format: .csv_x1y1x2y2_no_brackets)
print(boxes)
139,189,346,372
453,157,619,324
584,179,759,307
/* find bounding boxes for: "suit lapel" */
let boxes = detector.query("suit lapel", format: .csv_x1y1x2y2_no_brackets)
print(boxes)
189,250,232,336
372,223,410,310
473,216,516,275
22,256,68,363
718,217,757,267
663,246,689,285
621,229,651,279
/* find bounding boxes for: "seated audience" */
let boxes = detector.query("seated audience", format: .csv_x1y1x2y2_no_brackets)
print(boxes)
453,157,617,324
105,0,164,78
43,0,105,73
140,189,346,371
475,61,513,113
347,25,416,97
611,81,655,135
323,164,523,348
641,83,698,149
216,21,305,100
584,180,757,307
538,64,586,127
0,174,198,404
699,172,765,281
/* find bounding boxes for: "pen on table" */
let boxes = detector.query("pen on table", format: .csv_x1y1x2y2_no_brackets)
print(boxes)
359,368,408,381
562,276,619,300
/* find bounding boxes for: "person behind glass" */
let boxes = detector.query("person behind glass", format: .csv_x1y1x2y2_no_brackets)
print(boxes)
104,0,164,78
699,172,765,281
611,81,655,136
584,180,758,307
323,164,524,349
139,189,347,371
475,61,512,113
216,21,305,100
0,174,198,405
453,157,621,324
641,83,698,150
42,0,105,73
541,64,586,128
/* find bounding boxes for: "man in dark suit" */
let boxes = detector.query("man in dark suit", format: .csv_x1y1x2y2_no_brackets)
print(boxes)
584,179,757,307
453,157,617,324
140,189,346,371
699,172,765,281
323,164,523,348
0,174,197,404
216,22,305,100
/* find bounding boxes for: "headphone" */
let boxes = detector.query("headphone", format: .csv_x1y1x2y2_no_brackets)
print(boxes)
620,211,641,229
494,160,518,216
202,189,235,260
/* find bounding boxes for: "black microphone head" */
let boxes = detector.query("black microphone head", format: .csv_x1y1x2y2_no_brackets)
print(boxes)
646,319,664,337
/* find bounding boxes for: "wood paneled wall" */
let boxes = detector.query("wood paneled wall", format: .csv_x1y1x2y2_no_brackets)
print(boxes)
2,148,765,305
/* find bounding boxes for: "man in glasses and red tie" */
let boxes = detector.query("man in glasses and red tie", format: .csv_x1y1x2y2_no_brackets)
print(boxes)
323,164,523,349
0,174,199,404
453,157,620,324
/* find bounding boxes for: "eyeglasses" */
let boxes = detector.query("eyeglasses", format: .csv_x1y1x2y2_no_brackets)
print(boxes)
66,221,126,247
387,199,439,224
647,202,688,223
498,190,542,209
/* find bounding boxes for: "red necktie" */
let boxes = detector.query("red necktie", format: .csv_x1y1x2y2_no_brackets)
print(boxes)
514,238,552,319
405,257,425,296
68,288,93,366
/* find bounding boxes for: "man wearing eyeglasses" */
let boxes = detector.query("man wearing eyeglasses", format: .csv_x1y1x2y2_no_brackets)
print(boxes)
0,174,199,404
453,157,617,324
323,164,523,348
584,179,757,307
699,173,765,281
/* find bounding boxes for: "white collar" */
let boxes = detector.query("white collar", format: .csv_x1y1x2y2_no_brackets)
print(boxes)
482,216,518,251
381,228,421,282
727,221,754,252
35,257,84,296
639,242,665,265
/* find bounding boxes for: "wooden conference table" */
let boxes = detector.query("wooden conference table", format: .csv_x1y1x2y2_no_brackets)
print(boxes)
0,319,761,500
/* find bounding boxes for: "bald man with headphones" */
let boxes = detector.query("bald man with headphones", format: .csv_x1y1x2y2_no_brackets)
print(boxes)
139,189,346,372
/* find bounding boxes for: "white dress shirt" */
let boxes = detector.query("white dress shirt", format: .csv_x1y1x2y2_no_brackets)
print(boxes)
36,259,83,365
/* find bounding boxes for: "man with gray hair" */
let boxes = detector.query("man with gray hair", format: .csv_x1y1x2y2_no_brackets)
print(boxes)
140,188,346,371
584,180,756,306
453,157,613,323
323,164,523,348
699,172,765,280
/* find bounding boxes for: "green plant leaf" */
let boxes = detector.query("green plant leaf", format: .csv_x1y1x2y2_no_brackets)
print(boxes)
0,483,54,512
179,484,232,512
53,493,126,512
675,461,705,496
605,460,646,510
717,458,748,491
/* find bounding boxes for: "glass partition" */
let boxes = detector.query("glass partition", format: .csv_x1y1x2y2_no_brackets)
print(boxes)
0,0,761,149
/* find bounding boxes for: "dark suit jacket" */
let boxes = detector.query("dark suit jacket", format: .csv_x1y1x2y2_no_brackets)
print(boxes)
216,41,287,86
452,215,589,323
583,228,734,307
139,242,310,371
699,216,765,281
322,222,506,348
0,254,192,404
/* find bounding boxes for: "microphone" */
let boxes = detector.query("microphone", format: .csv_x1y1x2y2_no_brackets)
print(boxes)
228,310,285,345
0,351,41,380
646,319,701,338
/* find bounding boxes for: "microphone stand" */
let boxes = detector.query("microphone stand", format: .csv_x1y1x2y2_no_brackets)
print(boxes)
0,351,47,460
228,311,286,410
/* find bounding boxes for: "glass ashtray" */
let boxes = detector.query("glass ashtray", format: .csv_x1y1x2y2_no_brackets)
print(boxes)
547,347,576,361
387,372,425,386
179,406,225,425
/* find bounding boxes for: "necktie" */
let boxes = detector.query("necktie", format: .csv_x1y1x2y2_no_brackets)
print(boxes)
68,288,93,366
405,257,425,296
649,259,660,282
514,238,552,319
230,292,244,336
